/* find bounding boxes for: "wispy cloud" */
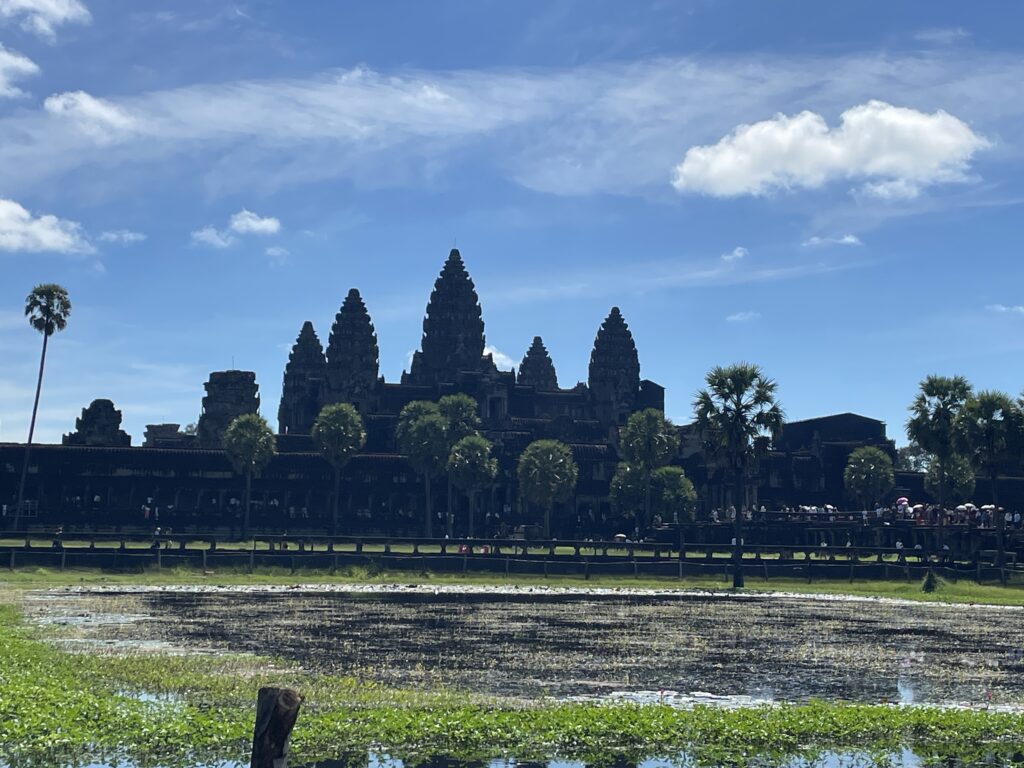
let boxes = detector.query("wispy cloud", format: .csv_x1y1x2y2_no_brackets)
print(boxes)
802,234,862,247
484,345,515,371
44,91,135,141
673,101,989,199
99,229,146,244
914,27,970,46
0,197,93,254
0,0,91,41
0,43,37,98
265,245,289,265
193,208,281,248
726,311,760,323
986,304,1024,315
721,246,747,262
191,226,233,248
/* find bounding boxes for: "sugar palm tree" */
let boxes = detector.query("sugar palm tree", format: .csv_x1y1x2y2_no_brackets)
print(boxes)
396,401,449,537
618,408,679,530
694,363,783,589
13,284,71,531
955,390,1022,577
906,374,972,544
447,434,497,538
223,414,277,540
517,439,579,537
312,403,366,535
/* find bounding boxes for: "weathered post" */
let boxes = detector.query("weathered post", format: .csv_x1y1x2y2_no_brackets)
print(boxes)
251,686,302,768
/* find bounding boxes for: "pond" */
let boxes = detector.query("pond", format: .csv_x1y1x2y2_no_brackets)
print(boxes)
24,585,1024,707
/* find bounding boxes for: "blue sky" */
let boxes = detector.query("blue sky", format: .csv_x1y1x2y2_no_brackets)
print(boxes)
2,1,1024,446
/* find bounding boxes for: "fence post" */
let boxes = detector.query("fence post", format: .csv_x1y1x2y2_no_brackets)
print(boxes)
201,547,207,572
251,686,303,768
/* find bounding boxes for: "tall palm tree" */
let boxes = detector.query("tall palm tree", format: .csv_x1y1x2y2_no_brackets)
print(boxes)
447,434,497,538
618,408,679,530
13,284,71,530
395,401,449,537
694,363,783,589
955,390,1022,578
312,403,366,535
223,413,277,540
906,374,972,544
517,439,579,538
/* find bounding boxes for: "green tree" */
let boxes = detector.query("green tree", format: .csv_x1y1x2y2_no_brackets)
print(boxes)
517,439,579,537
312,403,366,535
222,413,276,540
447,434,497,538
14,284,72,531
437,394,480,535
618,409,680,529
906,374,972,543
924,453,975,505
895,443,931,473
610,463,696,524
955,391,1022,573
694,363,783,589
843,446,895,509
396,401,449,537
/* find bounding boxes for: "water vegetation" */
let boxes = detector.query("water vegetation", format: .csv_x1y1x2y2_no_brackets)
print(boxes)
1,603,1024,768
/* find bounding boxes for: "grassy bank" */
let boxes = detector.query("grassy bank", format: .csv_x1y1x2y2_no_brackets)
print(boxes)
1,603,1023,767
3,563,1024,606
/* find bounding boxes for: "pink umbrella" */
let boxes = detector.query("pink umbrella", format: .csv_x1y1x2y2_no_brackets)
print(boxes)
897,497,909,505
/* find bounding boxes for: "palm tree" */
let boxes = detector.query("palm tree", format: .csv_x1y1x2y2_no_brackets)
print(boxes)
843,446,895,509
694,363,783,589
618,408,679,530
312,403,366,535
955,391,1022,577
438,394,479,536
13,284,71,531
222,413,277,540
906,375,972,544
396,401,449,537
447,434,497,538
517,439,579,537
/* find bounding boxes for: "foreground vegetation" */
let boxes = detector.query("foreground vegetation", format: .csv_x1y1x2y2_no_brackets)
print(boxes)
2,601,1024,767
3,563,1024,605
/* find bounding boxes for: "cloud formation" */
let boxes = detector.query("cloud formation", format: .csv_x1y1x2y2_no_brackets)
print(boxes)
485,345,516,370
986,304,1024,315
726,311,760,323
721,246,747,262
44,90,135,141
802,234,862,247
190,226,233,248
0,0,91,40
229,209,280,235
99,229,146,244
0,197,93,253
0,43,37,98
672,101,989,199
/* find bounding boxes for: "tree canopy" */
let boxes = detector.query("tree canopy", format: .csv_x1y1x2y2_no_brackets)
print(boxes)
924,453,975,504
312,403,366,469
618,408,679,472
447,434,498,494
610,463,696,522
25,283,72,337
517,439,579,513
843,446,895,508
438,394,480,443
223,413,277,478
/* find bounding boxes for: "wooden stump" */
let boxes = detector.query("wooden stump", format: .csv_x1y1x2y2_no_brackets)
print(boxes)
251,686,303,768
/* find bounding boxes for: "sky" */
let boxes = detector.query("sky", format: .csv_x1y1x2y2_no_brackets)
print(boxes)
2,1,1024,446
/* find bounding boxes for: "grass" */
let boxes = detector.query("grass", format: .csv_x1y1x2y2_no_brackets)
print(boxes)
1,602,1023,768
3,563,1024,606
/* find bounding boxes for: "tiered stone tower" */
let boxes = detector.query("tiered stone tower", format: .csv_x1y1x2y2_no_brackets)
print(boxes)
517,336,558,390
405,249,493,386
63,399,131,447
197,370,259,448
588,307,641,426
278,321,327,434
325,289,380,413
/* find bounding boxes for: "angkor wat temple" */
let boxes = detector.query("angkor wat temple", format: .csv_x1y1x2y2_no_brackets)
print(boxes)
8,248,1015,536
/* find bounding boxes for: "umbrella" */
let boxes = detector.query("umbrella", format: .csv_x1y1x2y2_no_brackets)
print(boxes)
897,497,909,505
955,505,967,512
913,504,925,510
981,504,996,510
965,503,977,510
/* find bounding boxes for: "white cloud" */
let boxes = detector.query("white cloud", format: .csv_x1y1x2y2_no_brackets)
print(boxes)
229,208,280,235
44,90,136,141
0,197,93,253
99,229,146,244
721,246,747,262
726,311,760,323
914,27,970,46
672,100,989,199
0,43,37,98
802,234,862,247
485,345,516,371
265,245,289,265
0,0,90,40
190,226,234,249
986,304,1024,315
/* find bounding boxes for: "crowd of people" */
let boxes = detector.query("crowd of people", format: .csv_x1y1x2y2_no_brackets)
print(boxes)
706,501,1024,529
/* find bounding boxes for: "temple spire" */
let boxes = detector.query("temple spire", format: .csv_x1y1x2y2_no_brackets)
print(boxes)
588,306,640,425
407,248,489,385
278,321,327,435
518,336,558,390
325,289,380,412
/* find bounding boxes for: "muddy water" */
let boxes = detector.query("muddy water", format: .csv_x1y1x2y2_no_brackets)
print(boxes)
24,588,1024,706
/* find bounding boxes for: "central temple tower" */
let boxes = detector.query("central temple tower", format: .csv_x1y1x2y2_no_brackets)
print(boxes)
405,249,493,385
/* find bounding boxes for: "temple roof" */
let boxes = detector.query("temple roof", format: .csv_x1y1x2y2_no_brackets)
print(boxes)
285,321,327,375
588,306,640,394
326,288,379,402
518,335,558,390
